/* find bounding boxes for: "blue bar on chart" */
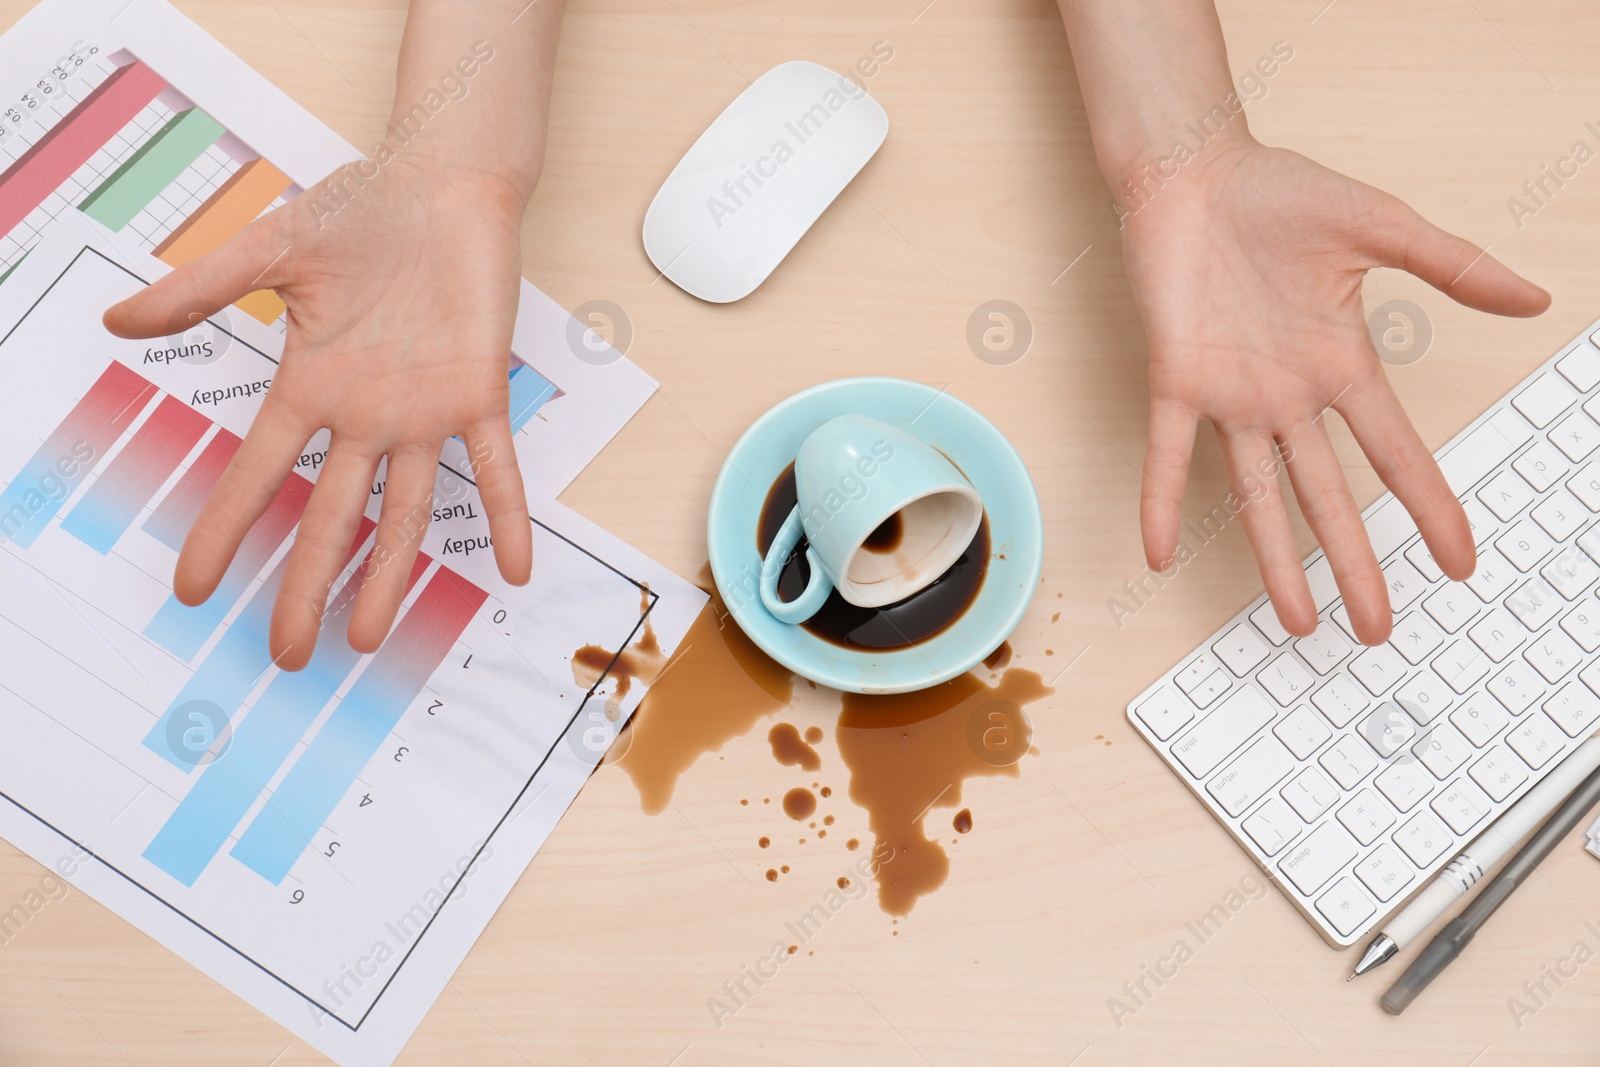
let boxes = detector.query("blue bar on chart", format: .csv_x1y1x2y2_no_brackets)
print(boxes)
507,360,558,434
141,517,376,772
0,362,156,548
230,561,486,885
143,471,314,661
143,521,382,885
59,396,209,553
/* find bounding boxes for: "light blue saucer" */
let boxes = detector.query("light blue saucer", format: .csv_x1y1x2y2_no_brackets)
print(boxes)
707,378,1043,694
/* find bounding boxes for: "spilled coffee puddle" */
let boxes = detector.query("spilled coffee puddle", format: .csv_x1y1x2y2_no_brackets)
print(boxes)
836,667,1051,915
579,575,791,814
587,566,1053,917
570,586,664,722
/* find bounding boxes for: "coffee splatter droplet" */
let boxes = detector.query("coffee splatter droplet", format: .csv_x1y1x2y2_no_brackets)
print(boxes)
847,838,859,850
782,787,817,820
758,837,770,848
823,815,835,825
820,786,832,798
804,726,823,744
769,722,822,773
766,869,778,882
953,809,973,833
838,877,851,889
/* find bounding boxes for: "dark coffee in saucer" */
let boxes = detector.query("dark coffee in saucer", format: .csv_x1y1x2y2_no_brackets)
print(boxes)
757,463,989,650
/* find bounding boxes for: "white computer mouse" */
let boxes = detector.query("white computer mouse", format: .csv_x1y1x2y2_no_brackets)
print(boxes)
642,61,889,304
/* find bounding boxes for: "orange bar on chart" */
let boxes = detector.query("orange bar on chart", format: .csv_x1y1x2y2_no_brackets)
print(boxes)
155,157,292,324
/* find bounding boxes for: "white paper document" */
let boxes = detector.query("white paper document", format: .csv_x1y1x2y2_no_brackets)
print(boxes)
0,120,701,1067
0,0,654,496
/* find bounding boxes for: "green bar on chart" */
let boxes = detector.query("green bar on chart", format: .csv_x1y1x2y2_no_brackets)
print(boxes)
79,108,225,231
0,252,25,287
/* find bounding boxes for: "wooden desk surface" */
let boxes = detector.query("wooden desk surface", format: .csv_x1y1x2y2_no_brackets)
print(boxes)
3,0,1599,1063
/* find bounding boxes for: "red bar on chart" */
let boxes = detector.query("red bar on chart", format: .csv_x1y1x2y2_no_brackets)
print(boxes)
0,62,168,239
59,395,209,553
0,361,157,548
142,428,242,551
143,471,315,661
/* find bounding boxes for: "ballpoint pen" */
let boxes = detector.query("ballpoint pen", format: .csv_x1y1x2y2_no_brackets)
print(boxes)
1348,732,1600,981
1380,759,1600,1013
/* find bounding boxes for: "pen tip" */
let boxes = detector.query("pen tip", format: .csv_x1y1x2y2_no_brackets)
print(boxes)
1345,973,1355,983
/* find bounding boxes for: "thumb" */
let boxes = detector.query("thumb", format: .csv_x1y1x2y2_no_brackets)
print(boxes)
103,212,293,339
1358,189,1550,318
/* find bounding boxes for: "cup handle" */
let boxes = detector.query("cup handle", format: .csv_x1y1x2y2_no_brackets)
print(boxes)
759,506,831,624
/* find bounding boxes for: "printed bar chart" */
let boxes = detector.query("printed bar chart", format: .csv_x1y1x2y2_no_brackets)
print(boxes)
142,429,241,551
142,471,314,661
0,360,156,547
142,523,384,884
0,61,167,238
155,157,291,265
78,107,225,231
58,395,209,553
507,361,558,433
231,564,487,884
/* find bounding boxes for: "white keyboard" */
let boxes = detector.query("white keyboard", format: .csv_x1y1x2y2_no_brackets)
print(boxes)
1128,317,1600,947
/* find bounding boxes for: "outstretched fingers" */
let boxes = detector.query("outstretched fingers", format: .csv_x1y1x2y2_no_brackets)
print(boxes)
347,444,442,653
463,416,532,586
1220,429,1318,638
1141,397,1199,572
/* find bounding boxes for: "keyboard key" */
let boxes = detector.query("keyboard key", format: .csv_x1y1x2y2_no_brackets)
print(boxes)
1462,500,1500,546
1213,623,1270,676
1533,489,1589,540
1278,822,1360,895
1321,735,1380,789
1525,629,1583,683
1567,460,1600,511
1550,411,1600,462
1439,409,1534,494
1257,654,1316,706
1477,469,1535,521
1295,623,1351,675
1358,702,1419,759
1249,602,1292,646
1506,577,1564,631
1355,844,1416,902
1465,549,1516,602
1488,661,1545,714
1304,557,1340,613
1405,540,1444,582
1451,694,1510,748
1169,686,1276,777
1513,373,1580,429
1395,671,1454,724
1432,641,1490,692
1516,439,1571,492
1497,519,1556,572
1242,797,1301,856
1376,758,1435,812
1189,669,1231,709
1381,558,1430,612
1561,604,1600,652
1468,608,1524,662
1432,778,1493,834
1413,722,1473,779
1545,677,1600,737
1364,496,1422,563
1507,713,1568,770
1281,766,1341,821
1312,674,1370,728
1331,604,1361,643
1469,745,1530,801
1390,612,1444,664
1558,342,1600,391
1421,586,1481,634
1316,877,1377,937
1393,811,1455,867
1541,545,1600,600
1337,788,1398,845
1134,686,1195,741
1208,737,1296,817
1175,653,1222,694
1351,645,1406,696
1274,704,1333,759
